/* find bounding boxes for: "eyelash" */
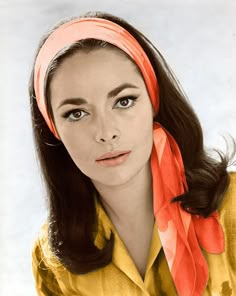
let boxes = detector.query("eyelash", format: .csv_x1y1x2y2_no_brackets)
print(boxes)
62,96,138,122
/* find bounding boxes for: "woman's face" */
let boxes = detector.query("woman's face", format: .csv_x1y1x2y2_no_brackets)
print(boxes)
49,47,154,187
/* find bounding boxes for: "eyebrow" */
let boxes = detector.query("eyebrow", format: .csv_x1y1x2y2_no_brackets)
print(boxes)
57,83,139,109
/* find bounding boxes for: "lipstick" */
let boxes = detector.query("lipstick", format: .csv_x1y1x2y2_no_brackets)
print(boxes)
96,151,131,167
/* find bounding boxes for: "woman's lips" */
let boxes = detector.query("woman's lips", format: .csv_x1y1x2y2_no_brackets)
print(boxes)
96,151,131,167
96,150,131,161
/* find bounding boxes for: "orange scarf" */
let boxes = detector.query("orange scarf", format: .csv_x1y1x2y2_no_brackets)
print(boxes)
151,123,224,295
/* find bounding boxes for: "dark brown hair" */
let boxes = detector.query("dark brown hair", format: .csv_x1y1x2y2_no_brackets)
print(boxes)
29,11,235,274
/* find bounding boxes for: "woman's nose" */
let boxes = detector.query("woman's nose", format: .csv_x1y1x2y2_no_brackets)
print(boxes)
97,134,119,143
94,114,121,144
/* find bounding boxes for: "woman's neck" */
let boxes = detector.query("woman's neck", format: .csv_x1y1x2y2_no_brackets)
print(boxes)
92,161,154,228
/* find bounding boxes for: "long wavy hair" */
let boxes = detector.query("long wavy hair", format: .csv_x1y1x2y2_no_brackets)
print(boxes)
29,11,235,274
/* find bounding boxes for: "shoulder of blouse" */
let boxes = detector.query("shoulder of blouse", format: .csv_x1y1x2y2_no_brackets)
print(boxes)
32,221,67,273
202,171,236,294
217,171,236,243
32,223,66,295
32,197,114,272
218,171,236,219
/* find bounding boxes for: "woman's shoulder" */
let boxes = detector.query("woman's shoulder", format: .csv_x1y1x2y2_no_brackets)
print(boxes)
218,171,236,246
32,220,65,272
218,171,236,219
202,172,236,294
32,220,49,254
32,222,66,295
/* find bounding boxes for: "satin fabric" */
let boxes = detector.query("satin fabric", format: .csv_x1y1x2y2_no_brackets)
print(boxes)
152,123,224,295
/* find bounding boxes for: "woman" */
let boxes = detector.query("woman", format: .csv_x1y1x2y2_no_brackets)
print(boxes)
30,11,236,296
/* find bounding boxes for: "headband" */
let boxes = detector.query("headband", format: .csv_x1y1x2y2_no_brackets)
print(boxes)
34,17,159,138
34,17,224,295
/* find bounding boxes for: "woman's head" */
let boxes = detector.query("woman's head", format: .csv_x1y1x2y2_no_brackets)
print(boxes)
30,11,203,173
30,10,206,215
32,12,166,187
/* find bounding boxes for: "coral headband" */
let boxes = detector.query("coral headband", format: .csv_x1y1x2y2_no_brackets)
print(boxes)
34,17,159,138
34,17,224,296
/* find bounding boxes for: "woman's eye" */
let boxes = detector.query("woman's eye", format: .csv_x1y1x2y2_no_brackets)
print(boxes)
63,109,87,121
114,96,138,109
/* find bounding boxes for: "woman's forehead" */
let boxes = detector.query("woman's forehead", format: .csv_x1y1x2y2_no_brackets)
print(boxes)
54,46,140,75
49,47,145,96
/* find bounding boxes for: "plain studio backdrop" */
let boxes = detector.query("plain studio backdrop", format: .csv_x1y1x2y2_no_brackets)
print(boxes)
0,0,235,295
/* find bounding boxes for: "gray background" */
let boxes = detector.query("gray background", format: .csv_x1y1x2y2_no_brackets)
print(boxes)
1,0,235,295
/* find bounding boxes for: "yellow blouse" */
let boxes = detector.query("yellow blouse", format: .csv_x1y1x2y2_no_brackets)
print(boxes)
32,172,236,295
